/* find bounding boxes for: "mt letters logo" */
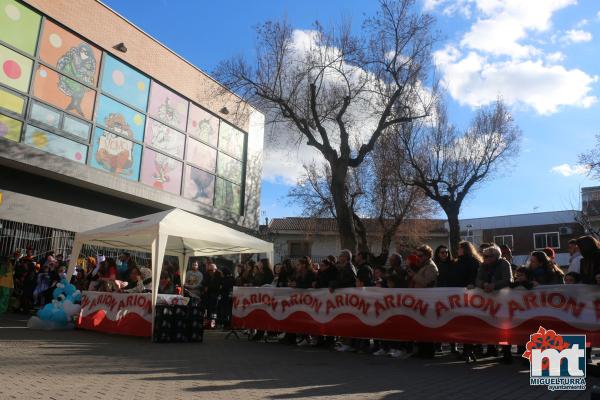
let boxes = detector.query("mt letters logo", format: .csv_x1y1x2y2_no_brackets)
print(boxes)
523,326,586,391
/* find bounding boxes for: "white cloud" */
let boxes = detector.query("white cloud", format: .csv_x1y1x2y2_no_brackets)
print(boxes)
435,47,598,114
428,0,598,115
545,51,565,63
550,163,590,177
563,29,592,43
575,19,589,28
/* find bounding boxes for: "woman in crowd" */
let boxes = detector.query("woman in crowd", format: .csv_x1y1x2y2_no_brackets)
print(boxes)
253,258,274,287
123,267,145,293
456,241,482,288
576,235,600,285
158,270,176,294
434,245,455,287
564,271,581,284
315,256,338,289
407,245,438,358
528,251,564,285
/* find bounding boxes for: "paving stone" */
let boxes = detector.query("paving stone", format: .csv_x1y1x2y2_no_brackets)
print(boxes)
0,313,597,399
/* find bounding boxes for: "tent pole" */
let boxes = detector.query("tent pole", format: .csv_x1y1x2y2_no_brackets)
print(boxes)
66,239,83,281
151,231,168,341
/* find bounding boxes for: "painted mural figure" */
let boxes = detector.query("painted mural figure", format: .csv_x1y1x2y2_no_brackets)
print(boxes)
56,43,96,116
95,113,134,176
150,99,179,189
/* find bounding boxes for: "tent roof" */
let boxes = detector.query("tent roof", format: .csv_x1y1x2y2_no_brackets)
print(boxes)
74,209,273,256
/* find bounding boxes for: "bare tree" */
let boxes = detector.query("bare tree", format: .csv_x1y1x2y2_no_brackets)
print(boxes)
397,99,521,255
215,0,436,253
579,134,600,179
288,145,434,262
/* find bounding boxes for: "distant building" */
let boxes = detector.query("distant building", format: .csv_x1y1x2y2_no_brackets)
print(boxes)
581,186,600,234
456,210,583,266
267,210,584,267
266,217,448,263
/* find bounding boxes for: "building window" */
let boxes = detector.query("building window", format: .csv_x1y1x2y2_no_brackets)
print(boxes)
0,0,248,216
533,232,560,250
494,235,514,249
288,241,311,258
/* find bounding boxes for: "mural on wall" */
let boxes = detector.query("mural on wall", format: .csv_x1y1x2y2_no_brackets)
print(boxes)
90,127,141,181
32,65,95,119
140,147,182,194
147,82,188,131
218,122,244,159
95,95,145,142
217,152,242,184
187,103,218,146
100,54,150,111
186,137,216,172
0,86,25,115
0,0,41,56
29,100,60,129
0,44,33,93
215,178,241,214
0,113,22,142
23,124,87,163
183,166,215,205
145,118,184,158
39,20,101,87
62,115,90,140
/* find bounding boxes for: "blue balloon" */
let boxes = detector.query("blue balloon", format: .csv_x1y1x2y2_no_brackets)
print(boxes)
50,309,68,324
38,305,53,320
52,287,63,299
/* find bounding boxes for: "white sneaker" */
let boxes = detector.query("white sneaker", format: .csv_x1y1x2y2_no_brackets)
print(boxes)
390,349,406,358
336,344,355,352
373,349,387,356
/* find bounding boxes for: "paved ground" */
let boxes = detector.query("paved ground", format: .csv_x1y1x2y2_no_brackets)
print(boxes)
0,313,598,400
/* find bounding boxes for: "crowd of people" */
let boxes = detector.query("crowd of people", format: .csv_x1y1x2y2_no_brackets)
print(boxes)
231,235,600,364
0,249,237,329
1,235,598,362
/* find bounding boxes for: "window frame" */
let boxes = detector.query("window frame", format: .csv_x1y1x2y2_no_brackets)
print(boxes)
493,234,514,249
533,232,560,250
0,2,249,216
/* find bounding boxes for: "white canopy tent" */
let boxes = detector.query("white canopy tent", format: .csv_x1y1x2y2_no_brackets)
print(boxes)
67,208,273,327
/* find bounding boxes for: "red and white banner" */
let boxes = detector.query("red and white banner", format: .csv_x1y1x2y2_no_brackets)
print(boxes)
233,285,600,345
78,291,187,337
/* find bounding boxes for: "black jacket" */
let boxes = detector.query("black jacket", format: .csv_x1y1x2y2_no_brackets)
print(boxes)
456,255,481,286
315,266,338,289
331,263,357,289
580,252,600,285
295,269,316,289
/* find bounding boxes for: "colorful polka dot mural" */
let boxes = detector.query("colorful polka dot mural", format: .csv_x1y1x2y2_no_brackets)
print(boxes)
0,0,41,56
0,113,22,142
32,65,95,119
0,44,33,92
100,54,150,111
95,95,145,142
23,124,87,163
0,86,25,115
38,20,101,86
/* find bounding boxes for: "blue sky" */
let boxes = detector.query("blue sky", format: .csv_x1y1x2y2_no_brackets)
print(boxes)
103,0,600,222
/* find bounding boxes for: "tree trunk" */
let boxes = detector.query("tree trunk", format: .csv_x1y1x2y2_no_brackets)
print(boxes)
330,162,357,254
444,205,461,257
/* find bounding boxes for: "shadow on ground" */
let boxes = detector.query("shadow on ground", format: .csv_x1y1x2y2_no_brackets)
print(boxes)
0,313,596,400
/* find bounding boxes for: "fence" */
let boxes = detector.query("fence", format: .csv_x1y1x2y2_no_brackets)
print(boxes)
0,218,156,266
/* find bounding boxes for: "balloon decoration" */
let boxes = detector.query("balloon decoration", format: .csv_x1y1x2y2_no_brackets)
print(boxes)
27,279,81,330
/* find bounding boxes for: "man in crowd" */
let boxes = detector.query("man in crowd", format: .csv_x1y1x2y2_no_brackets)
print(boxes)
476,244,514,363
568,238,583,274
